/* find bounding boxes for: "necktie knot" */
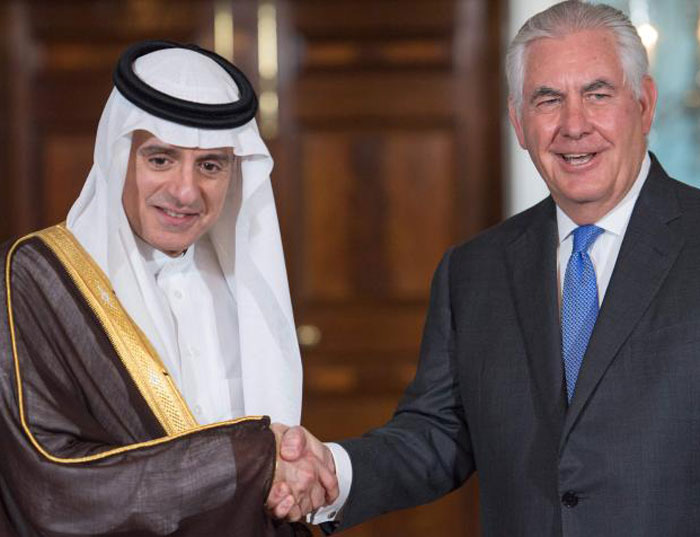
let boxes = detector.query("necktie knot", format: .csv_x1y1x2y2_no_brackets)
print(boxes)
572,225,604,255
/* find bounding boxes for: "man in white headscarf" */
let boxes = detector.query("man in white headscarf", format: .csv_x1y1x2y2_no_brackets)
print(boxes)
0,41,336,536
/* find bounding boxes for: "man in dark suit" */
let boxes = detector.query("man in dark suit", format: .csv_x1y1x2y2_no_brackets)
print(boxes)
268,1,700,535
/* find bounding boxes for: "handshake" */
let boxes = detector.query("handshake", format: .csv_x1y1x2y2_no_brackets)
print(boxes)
266,423,340,521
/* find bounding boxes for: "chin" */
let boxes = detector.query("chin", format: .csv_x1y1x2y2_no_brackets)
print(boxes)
563,190,607,204
556,178,609,200
146,236,192,255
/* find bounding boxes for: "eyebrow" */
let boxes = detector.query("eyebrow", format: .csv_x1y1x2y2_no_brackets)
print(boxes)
529,86,564,104
582,78,616,93
139,145,180,158
529,78,618,104
197,151,234,163
139,145,234,164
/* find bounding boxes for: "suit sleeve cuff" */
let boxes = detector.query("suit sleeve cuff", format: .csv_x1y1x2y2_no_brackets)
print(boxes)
307,442,352,524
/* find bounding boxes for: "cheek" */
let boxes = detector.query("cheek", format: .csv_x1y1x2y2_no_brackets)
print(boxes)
595,102,640,140
591,113,618,136
129,166,160,210
523,118,556,152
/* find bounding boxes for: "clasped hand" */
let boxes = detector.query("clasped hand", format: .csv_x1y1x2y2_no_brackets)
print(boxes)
266,423,339,521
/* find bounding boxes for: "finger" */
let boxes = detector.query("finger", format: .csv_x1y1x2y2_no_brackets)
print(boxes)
310,482,326,511
268,481,293,509
296,494,313,519
317,464,339,503
288,460,316,500
266,482,287,509
286,503,303,523
322,445,336,474
272,495,295,519
280,427,306,461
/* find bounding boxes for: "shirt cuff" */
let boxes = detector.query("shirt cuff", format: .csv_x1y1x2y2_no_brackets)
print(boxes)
307,442,353,524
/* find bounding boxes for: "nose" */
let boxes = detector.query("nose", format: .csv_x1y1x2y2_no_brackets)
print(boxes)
168,165,199,207
559,98,592,140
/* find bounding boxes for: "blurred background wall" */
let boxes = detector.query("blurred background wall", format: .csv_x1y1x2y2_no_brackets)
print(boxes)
0,1,698,535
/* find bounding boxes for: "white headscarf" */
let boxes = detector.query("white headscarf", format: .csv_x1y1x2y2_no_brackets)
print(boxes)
66,48,302,425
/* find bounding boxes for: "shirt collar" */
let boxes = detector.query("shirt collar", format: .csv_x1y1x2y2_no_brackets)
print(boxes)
134,233,195,279
556,152,651,244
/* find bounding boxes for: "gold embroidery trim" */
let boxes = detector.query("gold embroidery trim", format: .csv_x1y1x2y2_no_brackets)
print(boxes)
5,224,264,464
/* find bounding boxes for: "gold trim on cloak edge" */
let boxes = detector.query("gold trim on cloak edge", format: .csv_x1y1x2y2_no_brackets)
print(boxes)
5,223,264,464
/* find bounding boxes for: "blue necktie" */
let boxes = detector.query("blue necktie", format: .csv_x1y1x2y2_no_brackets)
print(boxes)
561,225,604,403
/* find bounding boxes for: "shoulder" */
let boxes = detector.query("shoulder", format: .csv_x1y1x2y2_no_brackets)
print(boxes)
643,158,700,236
669,176,700,208
3,232,49,275
446,196,553,269
2,227,72,297
668,177,700,244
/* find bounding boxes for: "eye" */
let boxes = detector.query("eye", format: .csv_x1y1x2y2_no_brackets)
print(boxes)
587,92,611,102
200,161,224,175
536,97,561,109
147,156,172,169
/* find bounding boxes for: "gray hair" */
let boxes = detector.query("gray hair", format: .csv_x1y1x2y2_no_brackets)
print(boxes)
506,0,649,113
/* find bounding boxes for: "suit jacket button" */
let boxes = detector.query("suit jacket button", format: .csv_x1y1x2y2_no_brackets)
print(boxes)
561,491,579,508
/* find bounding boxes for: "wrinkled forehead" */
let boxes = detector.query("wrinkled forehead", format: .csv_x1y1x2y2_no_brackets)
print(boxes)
133,48,241,105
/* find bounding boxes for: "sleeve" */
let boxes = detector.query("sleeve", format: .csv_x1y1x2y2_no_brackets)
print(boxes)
0,242,283,536
332,249,475,530
307,442,353,524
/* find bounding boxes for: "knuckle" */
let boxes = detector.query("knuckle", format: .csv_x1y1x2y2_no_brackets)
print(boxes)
298,466,315,484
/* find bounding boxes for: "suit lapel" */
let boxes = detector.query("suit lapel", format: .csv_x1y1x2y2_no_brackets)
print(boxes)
506,198,567,428
560,157,684,450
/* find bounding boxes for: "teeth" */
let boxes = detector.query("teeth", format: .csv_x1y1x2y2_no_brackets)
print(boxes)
562,153,594,165
163,209,187,219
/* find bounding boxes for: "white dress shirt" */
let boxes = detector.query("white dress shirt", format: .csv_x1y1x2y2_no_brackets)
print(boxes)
317,152,652,524
138,235,245,425
557,153,650,304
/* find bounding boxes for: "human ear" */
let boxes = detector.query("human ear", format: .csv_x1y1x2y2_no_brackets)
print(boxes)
638,75,658,135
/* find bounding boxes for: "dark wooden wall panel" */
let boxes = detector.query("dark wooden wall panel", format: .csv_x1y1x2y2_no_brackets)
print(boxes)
383,130,454,298
41,134,93,225
300,128,455,302
0,4,11,241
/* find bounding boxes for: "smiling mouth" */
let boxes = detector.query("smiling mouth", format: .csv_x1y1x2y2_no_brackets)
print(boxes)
559,152,597,166
156,206,198,221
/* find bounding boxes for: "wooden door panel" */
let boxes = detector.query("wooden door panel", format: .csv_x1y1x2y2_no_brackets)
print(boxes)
383,130,454,297
292,0,457,36
42,134,94,225
296,74,455,122
300,305,426,356
301,129,454,302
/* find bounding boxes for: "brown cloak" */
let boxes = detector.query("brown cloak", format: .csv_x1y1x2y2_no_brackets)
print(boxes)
0,224,306,537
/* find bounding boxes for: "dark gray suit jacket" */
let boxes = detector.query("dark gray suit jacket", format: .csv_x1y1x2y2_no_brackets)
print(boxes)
336,155,700,536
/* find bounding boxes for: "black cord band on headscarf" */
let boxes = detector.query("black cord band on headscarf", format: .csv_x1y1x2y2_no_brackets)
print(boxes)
113,40,258,129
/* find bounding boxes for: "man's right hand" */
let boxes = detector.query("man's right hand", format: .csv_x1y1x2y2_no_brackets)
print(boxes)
266,424,339,521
